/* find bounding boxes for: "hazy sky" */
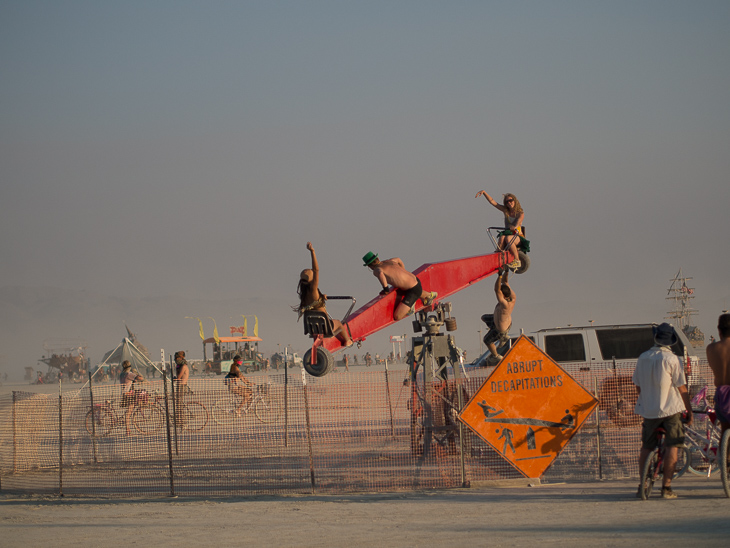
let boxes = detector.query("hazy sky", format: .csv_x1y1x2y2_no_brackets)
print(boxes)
2,1,729,370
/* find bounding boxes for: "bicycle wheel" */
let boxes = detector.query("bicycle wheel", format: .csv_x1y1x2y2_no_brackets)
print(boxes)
133,405,164,434
721,429,730,498
640,448,659,500
254,395,281,424
212,398,237,426
686,444,719,476
180,401,208,431
85,408,113,437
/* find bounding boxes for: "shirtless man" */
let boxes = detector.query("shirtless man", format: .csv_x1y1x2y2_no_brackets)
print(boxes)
174,351,190,421
481,270,516,364
706,314,730,440
119,360,144,435
362,251,437,321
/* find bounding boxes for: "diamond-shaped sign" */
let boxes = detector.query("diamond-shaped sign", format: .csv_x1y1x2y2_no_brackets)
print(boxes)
459,336,599,478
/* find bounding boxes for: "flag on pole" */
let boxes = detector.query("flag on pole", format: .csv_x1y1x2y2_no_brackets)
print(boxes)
253,316,259,338
209,317,221,344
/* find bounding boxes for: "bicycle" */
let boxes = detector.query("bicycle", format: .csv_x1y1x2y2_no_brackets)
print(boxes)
174,399,209,432
684,387,722,477
212,383,280,425
85,389,164,436
170,384,209,432
639,425,690,500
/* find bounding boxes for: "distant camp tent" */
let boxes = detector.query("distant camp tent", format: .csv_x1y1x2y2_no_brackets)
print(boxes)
125,324,151,359
82,337,162,389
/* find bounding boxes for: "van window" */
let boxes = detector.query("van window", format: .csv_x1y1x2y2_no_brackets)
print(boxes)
595,327,685,359
544,334,586,362
596,327,654,360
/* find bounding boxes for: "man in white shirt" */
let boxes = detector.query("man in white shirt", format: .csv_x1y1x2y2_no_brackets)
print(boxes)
633,323,693,499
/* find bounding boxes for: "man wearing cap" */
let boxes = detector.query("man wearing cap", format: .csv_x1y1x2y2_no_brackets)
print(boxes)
633,323,693,499
362,252,437,321
174,351,190,423
706,314,730,443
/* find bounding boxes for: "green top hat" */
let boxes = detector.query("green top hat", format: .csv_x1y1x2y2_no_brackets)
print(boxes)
362,251,379,266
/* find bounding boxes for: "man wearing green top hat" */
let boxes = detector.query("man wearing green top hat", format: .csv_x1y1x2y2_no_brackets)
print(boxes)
362,251,437,321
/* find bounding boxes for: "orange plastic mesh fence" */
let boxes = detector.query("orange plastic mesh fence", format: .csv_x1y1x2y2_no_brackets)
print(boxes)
0,359,715,497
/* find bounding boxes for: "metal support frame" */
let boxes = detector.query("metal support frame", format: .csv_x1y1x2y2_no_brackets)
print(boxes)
409,302,469,479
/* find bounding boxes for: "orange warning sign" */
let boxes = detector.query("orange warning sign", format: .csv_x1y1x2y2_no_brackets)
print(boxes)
459,336,599,478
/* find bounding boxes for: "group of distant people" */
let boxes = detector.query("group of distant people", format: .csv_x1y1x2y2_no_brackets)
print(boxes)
118,348,258,433
117,350,192,435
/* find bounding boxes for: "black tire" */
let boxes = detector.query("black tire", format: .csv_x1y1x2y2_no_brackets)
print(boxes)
598,375,641,427
254,395,281,424
133,405,164,434
303,347,334,377
180,401,208,431
514,251,530,274
721,429,730,498
640,448,659,500
85,408,112,437
212,398,237,426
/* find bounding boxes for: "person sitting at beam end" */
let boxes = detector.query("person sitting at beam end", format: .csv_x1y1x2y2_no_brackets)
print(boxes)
475,190,526,270
293,241,352,347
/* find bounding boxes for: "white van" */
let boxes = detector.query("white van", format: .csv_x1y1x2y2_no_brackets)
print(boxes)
475,323,701,427
479,323,698,372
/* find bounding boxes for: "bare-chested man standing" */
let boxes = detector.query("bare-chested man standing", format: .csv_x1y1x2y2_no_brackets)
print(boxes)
362,252,437,321
707,313,730,439
481,270,516,364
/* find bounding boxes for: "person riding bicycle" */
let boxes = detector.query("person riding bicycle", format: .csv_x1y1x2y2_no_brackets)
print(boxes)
119,360,144,436
225,356,254,415
633,323,693,499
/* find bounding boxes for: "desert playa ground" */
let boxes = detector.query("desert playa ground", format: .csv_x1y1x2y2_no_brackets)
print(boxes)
2,476,729,547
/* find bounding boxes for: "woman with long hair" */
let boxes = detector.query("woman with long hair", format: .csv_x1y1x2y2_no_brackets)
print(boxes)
475,190,525,269
293,242,352,346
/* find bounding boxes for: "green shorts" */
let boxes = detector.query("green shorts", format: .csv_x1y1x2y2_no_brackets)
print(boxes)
641,413,685,449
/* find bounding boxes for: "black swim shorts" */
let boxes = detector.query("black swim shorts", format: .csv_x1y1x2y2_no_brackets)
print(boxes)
401,279,423,308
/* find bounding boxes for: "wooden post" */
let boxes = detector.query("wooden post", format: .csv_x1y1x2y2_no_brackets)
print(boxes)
58,377,63,497
162,365,176,497
384,359,395,438
88,370,98,463
301,366,316,493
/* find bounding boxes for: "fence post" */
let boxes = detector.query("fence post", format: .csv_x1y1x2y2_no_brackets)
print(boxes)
58,377,64,497
384,359,395,438
12,391,17,475
284,348,289,448
457,377,468,488
594,377,603,481
300,365,316,493
88,370,98,463
162,365,176,497
169,356,179,456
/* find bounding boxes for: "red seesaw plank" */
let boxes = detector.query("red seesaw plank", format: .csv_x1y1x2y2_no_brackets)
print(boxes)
322,250,510,353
